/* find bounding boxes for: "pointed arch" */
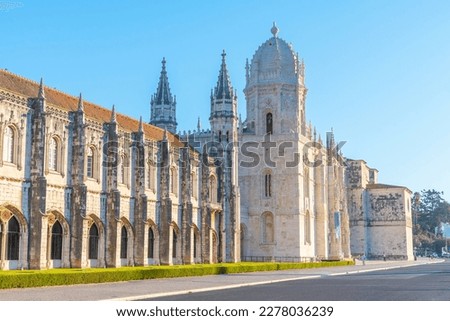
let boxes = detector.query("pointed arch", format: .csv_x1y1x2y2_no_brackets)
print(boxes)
48,135,61,172
46,210,70,268
50,221,63,260
170,222,181,264
2,124,17,164
87,214,105,267
7,216,20,260
120,225,128,259
266,112,273,135
119,217,134,264
88,222,99,259
0,204,28,269
146,219,159,265
86,145,99,180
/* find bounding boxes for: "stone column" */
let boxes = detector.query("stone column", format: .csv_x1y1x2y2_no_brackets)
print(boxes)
28,94,48,270
180,147,193,264
158,134,172,265
69,105,87,268
132,128,147,266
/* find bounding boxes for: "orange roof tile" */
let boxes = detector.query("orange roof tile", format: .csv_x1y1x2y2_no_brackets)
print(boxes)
0,69,184,147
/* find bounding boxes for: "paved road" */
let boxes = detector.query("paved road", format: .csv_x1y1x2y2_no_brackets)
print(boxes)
147,260,450,301
0,259,444,301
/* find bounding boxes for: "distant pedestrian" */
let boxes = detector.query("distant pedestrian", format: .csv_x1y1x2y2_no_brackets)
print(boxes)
361,255,366,266
383,254,386,261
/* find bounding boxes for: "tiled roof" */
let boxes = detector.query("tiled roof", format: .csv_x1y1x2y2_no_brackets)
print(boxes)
0,69,184,147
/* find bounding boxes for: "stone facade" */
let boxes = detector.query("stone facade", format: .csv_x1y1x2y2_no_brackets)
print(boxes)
238,24,351,261
346,159,414,260
0,24,413,270
0,63,238,269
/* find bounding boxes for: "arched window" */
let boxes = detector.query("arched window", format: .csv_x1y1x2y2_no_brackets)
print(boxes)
305,211,311,244
266,113,273,135
51,221,63,260
49,137,58,171
88,223,99,260
172,231,178,258
7,216,20,260
120,226,128,259
264,173,272,198
148,228,154,259
261,212,274,244
86,147,94,178
3,126,15,163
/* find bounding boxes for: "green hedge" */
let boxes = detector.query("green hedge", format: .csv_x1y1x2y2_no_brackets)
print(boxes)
0,261,353,289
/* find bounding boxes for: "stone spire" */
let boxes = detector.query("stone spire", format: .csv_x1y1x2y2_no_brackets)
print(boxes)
154,58,172,105
111,105,117,123
77,93,84,112
138,116,144,133
150,58,177,133
210,50,238,150
38,78,45,99
213,50,233,100
197,117,201,132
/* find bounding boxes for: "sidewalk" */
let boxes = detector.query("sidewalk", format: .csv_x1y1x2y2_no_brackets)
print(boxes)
0,258,442,301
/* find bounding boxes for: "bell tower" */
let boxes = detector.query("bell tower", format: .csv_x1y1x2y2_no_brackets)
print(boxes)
150,58,177,133
210,50,238,143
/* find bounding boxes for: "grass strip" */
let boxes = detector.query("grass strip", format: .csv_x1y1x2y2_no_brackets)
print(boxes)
0,260,353,289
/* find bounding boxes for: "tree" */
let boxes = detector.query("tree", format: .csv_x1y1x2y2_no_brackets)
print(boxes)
416,189,450,232
413,189,450,255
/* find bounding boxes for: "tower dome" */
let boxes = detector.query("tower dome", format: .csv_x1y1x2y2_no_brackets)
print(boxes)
246,23,303,88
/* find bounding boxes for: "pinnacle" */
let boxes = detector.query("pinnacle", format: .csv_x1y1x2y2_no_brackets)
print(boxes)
77,93,84,112
111,105,117,123
38,77,45,99
214,50,233,100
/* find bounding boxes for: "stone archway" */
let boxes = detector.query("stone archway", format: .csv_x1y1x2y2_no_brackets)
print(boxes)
46,210,70,268
170,222,181,265
85,214,105,268
119,217,134,267
146,219,159,265
0,203,28,270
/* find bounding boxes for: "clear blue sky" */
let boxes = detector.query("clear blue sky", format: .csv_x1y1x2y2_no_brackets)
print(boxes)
2,0,450,198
